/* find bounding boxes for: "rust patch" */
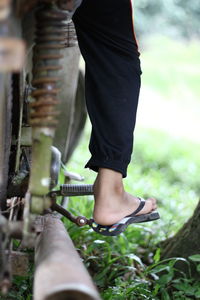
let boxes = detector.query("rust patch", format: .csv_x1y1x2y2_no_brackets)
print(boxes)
9,251,29,276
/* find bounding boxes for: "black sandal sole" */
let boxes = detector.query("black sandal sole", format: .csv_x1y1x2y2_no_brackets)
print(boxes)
91,211,160,236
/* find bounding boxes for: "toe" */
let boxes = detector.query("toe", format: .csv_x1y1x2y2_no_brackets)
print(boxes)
146,198,157,213
135,197,155,215
149,198,157,211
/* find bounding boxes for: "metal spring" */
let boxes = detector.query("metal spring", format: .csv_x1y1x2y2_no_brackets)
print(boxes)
30,3,77,127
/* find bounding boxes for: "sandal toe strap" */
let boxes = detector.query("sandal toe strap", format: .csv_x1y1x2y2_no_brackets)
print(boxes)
126,197,146,217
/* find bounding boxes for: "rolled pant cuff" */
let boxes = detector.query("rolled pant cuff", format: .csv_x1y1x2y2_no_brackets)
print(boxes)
85,158,128,178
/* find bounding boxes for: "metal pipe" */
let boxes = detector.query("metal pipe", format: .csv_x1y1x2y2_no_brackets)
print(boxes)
34,214,101,300
8,221,23,239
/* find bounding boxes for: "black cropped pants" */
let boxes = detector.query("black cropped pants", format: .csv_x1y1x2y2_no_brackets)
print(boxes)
73,0,141,177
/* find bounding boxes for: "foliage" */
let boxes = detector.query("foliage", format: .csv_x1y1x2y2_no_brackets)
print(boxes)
65,124,200,299
134,0,200,39
0,268,34,300
66,223,200,299
141,37,200,100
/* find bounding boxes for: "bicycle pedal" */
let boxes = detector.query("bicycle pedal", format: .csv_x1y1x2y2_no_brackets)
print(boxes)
61,184,93,196
51,184,94,197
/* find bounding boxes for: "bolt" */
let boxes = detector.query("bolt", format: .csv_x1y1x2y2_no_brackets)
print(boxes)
76,216,87,227
50,192,57,199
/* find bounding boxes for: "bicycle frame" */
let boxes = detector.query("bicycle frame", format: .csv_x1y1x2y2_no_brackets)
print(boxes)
0,1,100,298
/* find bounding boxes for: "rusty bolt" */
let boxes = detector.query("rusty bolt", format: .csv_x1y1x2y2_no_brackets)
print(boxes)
50,192,57,199
76,216,87,227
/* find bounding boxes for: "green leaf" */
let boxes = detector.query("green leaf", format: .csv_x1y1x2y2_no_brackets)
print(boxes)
94,265,111,282
174,281,196,296
174,282,190,292
151,264,170,274
161,288,170,300
195,288,200,298
189,254,200,262
125,254,144,267
152,283,161,296
168,257,188,268
154,248,161,263
146,257,188,274
158,271,174,285
126,286,137,295
197,264,200,273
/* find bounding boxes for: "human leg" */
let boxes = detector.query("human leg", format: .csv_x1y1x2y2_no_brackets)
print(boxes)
73,0,141,177
73,0,158,227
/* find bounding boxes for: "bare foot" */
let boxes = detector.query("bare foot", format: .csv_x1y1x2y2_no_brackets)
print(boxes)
93,168,157,225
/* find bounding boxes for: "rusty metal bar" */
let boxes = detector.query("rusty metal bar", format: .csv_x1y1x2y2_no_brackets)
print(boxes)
34,215,101,300
8,221,23,239
51,202,92,226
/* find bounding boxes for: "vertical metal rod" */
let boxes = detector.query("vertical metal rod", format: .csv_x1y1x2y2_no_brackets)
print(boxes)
34,215,101,300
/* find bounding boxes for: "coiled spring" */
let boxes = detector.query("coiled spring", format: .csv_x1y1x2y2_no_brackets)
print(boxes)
30,3,77,127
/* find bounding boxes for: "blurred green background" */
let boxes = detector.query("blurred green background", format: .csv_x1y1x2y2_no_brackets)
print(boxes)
134,0,200,39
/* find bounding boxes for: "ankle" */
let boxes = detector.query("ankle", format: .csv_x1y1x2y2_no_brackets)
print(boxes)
98,168,123,181
95,168,124,192
94,179,124,201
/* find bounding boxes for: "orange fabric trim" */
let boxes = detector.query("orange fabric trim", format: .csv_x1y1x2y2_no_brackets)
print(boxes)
129,0,139,48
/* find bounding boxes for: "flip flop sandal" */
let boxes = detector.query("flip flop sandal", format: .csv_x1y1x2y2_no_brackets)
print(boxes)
91,197,160,236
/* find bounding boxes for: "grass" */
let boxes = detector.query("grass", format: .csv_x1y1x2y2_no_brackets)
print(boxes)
65,127,200,299
64,125,200,299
